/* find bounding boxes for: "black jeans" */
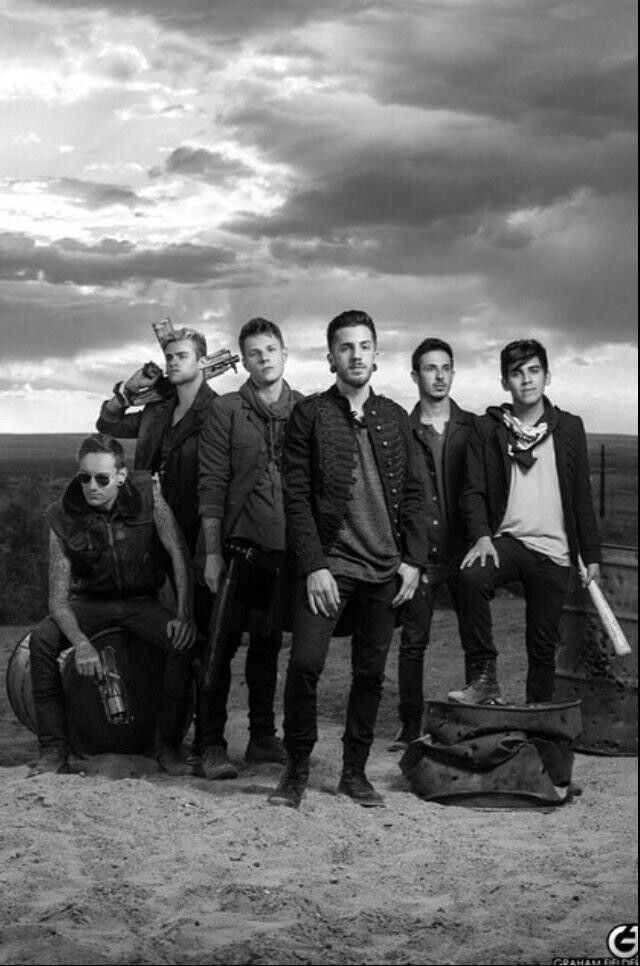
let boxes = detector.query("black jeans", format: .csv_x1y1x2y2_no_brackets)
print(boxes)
283,573,398,767
29,597,194,755
457,535,570,702
196,549,284,750
198,626,282,748
398,561,464,726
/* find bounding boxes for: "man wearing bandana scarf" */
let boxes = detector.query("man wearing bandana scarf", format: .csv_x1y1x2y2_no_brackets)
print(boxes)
198,319,303,778
448,339,601,706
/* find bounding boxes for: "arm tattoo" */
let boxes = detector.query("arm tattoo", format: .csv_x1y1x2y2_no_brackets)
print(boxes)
202,516,223,555
153,489,193,616
48,531,89,647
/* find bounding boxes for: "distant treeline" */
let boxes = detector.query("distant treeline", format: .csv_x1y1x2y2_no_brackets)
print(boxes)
0,433,636,625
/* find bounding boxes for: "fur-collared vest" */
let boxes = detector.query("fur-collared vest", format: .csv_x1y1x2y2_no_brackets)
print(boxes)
46,471,166,599
282,385,430,576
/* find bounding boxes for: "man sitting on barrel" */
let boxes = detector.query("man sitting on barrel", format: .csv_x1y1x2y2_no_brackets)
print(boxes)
28,433,196,777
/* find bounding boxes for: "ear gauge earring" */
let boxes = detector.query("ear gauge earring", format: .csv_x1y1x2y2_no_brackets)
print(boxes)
372,363,378,372
330,364,337,373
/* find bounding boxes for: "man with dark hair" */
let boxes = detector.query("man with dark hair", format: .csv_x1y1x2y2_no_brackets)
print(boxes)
197,317,303,778
28,433,196,776
448,339,601,705
268,310,429,809
388,337,475,751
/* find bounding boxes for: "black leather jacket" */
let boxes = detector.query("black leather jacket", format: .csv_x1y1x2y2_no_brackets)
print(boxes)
410,399,475,563
282,385,430,576
97,381,217,555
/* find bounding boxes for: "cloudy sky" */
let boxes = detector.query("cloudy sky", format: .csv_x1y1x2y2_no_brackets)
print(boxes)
0,0,637,434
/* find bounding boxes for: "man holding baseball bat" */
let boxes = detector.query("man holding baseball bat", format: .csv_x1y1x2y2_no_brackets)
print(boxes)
448,338,601,705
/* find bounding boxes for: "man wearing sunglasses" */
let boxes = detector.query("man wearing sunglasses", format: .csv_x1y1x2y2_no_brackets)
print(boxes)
28,433,197,777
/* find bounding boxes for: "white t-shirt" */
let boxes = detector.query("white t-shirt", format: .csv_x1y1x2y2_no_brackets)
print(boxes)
497,434,570,567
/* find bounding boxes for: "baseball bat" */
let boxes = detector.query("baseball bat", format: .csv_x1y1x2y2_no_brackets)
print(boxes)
578,556,632,657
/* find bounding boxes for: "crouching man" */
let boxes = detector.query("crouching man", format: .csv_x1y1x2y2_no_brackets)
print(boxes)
29,433,196,777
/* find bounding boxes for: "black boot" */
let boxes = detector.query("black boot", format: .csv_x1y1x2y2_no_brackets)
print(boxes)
268,751,310,808
338,766,385,808
387,719,421,752
448,660,503,705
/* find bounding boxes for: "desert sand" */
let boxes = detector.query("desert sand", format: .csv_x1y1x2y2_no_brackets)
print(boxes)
0,596,637,966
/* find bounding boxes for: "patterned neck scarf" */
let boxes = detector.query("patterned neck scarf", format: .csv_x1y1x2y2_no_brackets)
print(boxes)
501,407,549,469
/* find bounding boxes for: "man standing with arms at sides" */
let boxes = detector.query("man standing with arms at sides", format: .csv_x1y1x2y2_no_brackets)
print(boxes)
268,310,429,810
198,318,303,779
448,338,601,706
388,338,475,752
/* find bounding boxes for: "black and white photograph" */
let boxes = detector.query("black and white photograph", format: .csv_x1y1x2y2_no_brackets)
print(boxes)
0,2,637,964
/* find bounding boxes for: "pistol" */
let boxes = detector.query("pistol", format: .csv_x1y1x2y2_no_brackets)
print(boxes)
96,645,133,726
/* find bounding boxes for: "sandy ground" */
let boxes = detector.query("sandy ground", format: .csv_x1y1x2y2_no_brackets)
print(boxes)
0,596,637,966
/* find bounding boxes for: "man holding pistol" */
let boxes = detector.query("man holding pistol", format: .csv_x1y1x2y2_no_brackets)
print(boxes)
28,434,196,777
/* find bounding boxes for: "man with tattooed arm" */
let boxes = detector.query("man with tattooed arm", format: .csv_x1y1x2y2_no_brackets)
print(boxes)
28,433,196,777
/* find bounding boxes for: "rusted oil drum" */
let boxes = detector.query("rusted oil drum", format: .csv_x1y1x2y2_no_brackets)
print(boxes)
6,627,168,755
555,544,638,755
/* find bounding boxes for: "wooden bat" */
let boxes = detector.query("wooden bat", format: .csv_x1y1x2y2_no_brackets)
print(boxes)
578,556,632,657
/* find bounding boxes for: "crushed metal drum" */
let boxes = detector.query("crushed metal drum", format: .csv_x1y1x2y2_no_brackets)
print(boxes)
555,544,637,755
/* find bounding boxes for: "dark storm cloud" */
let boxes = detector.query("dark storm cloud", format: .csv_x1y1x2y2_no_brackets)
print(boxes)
149,146,253,184
0,282,151,358
358,2,637,136
46,178,151,210
224,128,635,237
40,0,372,39
0,233,238,286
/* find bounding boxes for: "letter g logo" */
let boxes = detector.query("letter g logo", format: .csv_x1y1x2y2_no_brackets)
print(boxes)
607,924,638,959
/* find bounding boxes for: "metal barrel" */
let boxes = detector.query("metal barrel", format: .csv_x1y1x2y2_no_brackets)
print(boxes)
555,544,638,755
5,630,38,734
5,627,191,755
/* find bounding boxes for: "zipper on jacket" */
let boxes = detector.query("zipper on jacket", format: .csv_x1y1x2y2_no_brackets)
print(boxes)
106,521,123,594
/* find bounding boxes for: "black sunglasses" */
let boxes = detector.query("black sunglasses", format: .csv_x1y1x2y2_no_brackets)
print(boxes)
77,472,116,488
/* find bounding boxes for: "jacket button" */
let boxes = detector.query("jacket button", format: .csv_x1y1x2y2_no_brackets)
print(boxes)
433,519,439,526
376,425,382,431
382,441,388,447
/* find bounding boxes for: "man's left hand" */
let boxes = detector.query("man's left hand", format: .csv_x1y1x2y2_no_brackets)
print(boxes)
167,616,196,650
392,562,420,607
